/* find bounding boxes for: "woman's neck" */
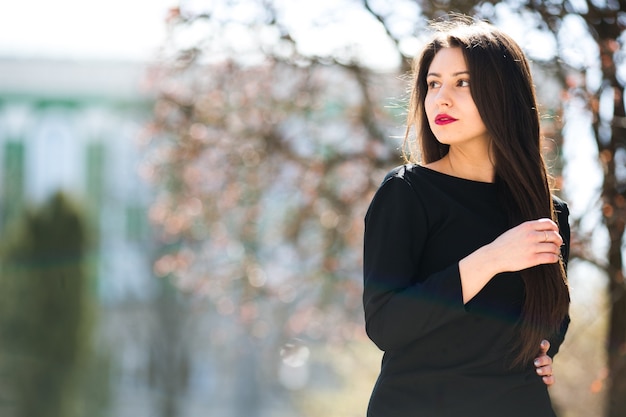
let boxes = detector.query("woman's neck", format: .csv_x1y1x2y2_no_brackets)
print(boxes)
426,148,495,183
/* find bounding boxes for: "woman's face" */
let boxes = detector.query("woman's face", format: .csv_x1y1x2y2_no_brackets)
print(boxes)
424,47,490,150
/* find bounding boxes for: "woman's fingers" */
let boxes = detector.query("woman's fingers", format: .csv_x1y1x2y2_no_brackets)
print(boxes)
534,225,562,264
487,219,563,273
542,374,555,386
519,220,562,265
534,340,555,387
534,218,559,230
536,229,563,246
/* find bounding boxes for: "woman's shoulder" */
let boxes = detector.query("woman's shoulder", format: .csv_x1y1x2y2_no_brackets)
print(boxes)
552,195,570,219
366,165,429,223
552,195,570,236
380,164,428,186
552,195,569,210
382,164,416,181
377,165,438,201
375,164,421,199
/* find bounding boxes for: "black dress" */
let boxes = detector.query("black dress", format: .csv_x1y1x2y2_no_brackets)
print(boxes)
363,165,570,417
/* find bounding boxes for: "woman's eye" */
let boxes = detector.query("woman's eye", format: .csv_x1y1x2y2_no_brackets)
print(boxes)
458,79,470,87
427,80,440,89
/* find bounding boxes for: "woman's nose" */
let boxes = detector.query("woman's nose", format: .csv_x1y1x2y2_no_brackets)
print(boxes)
434,84,452,106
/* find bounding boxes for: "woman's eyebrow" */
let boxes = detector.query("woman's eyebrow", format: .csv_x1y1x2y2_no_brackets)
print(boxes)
426,70,470,77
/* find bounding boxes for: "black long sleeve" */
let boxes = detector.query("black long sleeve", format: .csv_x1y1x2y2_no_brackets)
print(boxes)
363,173,466,351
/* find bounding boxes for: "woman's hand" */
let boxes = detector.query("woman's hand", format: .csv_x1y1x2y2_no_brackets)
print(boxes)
488,218,563,273
534,339,555,386
459,218,562,303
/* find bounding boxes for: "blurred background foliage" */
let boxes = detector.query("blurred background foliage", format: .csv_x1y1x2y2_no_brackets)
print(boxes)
0,0,624,416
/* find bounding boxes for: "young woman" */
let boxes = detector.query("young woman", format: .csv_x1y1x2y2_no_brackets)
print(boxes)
363,16,570,417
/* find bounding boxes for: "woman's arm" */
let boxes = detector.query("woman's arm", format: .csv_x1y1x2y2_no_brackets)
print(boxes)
363,174,466,351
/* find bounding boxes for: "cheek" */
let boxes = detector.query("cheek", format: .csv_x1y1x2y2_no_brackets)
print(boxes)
464,97,480,113
424,95,435,113
459,99,481,119
470,106,486,125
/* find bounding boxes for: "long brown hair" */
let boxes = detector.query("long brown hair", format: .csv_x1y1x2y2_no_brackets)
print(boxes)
403,16,569,368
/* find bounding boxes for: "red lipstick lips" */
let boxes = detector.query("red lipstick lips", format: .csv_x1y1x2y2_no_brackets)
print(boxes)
435,114,457,125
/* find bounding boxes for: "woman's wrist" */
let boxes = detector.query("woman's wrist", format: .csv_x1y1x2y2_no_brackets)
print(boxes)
458,245,501,303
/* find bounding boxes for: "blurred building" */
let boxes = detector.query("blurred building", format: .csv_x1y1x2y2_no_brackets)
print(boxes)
0,58,167,415
0,58,155,301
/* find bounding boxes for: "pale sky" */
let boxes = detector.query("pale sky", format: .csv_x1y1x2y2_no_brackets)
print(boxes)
0,0,177,61
0,0,403,69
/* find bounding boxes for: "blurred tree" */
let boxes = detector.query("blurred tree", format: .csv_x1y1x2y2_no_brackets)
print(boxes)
0,192,99,417
568,8,626,416
144,3,408,413
145,0,624,415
